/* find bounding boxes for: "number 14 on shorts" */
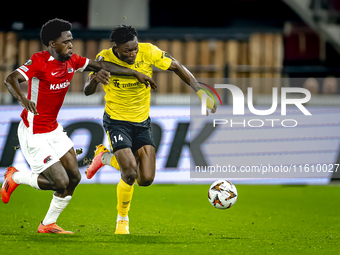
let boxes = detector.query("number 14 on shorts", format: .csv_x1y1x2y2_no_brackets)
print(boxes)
112,134,123,144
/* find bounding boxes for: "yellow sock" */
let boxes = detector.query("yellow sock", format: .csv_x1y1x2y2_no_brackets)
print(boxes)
110,156,121,171
117,179,134,217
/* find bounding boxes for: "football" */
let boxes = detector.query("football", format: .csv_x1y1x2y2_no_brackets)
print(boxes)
208,180,238,209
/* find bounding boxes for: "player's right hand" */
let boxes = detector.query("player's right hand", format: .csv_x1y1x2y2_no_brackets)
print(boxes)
94,69,110,85
20,96,38,115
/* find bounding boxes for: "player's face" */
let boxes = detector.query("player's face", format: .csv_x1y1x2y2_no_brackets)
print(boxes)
114,37,139,65
54,31,73,61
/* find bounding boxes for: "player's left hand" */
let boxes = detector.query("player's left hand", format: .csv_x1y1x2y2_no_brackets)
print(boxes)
135,72,157,90
211,103,217,113
197,89,217,116
209,102,217,115
204,102,217,116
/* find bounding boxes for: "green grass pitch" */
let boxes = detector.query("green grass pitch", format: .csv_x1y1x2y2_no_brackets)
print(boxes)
0,184,339,254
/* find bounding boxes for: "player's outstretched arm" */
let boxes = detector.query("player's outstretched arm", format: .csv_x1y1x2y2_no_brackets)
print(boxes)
4,71,38,115
85,60,156,89
167,58,217,115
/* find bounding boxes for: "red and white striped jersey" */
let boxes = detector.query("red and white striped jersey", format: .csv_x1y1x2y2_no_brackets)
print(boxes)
16,51,89,134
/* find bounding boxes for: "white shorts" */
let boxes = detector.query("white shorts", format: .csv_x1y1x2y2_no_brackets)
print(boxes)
18,121,74,174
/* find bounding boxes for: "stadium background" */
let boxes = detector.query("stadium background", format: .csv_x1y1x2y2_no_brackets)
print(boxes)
1,1,340,254
1,0,340,185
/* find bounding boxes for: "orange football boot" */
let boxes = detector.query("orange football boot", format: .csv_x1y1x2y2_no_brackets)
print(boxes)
1,167,19,204
38,222,74,234
85,144,109,179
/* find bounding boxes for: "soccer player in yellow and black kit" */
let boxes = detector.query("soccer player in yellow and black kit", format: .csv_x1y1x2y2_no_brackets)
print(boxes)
84,25,216,234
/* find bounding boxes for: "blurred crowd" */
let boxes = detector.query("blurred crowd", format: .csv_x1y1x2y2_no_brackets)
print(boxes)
303,76,338,94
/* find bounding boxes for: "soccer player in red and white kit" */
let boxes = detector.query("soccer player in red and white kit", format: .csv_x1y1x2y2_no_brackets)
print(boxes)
1,18,155,234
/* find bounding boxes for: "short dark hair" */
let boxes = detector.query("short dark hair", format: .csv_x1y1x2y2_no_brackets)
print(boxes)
110,25,138,44
40,18,72,46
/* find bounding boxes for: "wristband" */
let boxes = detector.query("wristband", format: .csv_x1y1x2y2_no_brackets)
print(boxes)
196,89,215,110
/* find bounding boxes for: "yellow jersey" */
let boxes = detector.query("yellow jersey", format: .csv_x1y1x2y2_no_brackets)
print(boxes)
92,43,172,123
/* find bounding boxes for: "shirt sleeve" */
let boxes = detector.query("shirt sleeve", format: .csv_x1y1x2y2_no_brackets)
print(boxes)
16,54,42,81
72,54,89,72
150,44,172,70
